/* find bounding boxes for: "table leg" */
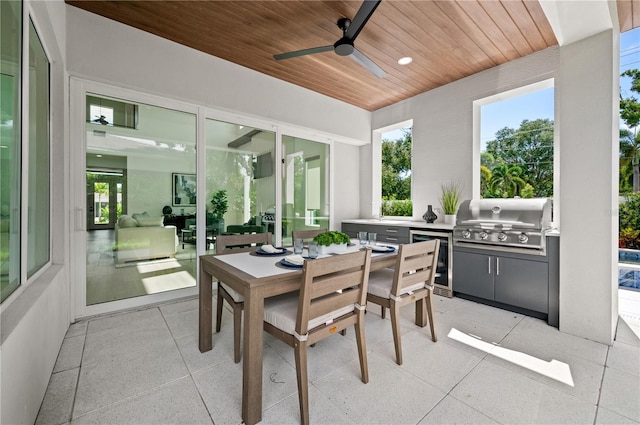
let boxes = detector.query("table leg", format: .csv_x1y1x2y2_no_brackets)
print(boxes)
242,285,264,425
199,261,213,352
415,298,427,327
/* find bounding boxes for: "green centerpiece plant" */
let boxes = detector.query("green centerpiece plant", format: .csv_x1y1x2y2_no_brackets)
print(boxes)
313,230,351,246
313,230,351,254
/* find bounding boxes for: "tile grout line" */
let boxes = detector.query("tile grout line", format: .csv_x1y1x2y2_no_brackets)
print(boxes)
68,319,89,424
158,303,217,424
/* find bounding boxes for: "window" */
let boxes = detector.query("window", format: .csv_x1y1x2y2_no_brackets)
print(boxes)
381,126,412,216
477,81,554,199
0,3,52,302
27,18,51,278
0,0,22,302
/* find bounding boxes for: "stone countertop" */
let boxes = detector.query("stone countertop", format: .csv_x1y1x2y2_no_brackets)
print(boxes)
342,219,454,231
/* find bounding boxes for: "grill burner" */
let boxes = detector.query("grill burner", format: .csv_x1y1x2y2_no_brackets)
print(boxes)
453,199,552,255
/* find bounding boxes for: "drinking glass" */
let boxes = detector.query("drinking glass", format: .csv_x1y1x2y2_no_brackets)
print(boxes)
368,232,377,245
293,238,303,254
358,231,368,247
308,241,318,259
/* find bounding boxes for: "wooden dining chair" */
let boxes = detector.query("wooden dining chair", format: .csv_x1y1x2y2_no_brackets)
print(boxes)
291,228,328,241
366,239,440,365
263,249,372,425
215,232,273,363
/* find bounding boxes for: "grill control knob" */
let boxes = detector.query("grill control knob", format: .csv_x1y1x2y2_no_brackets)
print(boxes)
479,231,489,240
461,229,471,239
518,233,529,243
498,232,508,242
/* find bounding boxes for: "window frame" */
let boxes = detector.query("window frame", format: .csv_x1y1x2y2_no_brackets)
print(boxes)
1,4,53,307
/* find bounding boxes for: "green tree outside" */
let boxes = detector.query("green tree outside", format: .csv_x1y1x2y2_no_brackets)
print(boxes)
381,129,412,216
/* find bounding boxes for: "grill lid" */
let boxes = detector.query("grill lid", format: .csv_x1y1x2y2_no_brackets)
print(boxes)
455,198,552,230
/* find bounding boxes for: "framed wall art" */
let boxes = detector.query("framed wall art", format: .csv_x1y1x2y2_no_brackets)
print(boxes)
172,173,196,207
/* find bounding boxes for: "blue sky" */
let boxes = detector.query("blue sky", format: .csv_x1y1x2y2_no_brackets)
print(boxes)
383,27,640,147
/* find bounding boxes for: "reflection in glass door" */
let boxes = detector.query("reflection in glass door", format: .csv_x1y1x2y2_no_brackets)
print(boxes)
282,135,330,245
205,118,275,250
84,93,196,306
86,171,123,230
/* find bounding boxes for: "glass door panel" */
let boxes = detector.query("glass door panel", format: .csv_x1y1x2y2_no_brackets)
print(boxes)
85,94,196,305
205,119,275,252
282,135,330,245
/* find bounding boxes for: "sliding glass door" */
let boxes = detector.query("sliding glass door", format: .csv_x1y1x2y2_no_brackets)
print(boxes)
205,118,276,249
84,93,197,306
281,135,330,245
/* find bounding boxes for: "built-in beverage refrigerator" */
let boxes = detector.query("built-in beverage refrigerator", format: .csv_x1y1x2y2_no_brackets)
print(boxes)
410,229,453,297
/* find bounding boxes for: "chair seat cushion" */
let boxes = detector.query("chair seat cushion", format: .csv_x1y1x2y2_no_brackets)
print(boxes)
264,293,354,336
220,282,244,302
367,268,426,300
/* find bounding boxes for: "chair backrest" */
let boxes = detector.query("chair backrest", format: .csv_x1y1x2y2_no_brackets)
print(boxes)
390,240,440,298
291,228,328,241
295,249,372,340
216,232,272,254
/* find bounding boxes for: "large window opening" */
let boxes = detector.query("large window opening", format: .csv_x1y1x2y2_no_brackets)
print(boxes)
381,126,412,217
477,81,554,199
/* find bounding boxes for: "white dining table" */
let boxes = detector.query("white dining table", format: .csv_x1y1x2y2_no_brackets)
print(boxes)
198,243,410,425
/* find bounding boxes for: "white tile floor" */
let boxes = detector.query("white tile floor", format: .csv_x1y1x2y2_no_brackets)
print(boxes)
36,292,640,425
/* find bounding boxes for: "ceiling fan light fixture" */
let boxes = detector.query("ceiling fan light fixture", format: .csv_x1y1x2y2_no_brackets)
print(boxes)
398,56,413,65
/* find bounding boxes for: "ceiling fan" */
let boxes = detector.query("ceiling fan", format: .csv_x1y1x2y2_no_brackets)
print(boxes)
273,0,386,78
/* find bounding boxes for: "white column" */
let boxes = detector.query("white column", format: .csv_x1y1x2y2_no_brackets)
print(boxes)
558,28,619,344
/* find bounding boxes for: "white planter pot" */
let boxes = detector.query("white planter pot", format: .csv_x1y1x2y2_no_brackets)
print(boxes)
444,214,456,225
317,243,348,255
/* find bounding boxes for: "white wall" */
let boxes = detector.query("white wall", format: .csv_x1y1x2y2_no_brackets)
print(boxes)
371,47,558,220
0,1,70,424
371,34,619,344
65,6,372,146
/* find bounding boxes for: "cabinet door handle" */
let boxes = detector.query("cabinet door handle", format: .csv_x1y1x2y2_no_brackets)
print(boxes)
488,256,491,274
386,229,398,233
385,237,399,241
496,257,500,276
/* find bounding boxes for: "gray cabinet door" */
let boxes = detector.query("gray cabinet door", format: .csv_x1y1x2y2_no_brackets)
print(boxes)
453,251,494,299
494,257,548,313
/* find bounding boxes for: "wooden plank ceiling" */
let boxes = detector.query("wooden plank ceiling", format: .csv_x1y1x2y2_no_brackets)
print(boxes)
66,0,638,112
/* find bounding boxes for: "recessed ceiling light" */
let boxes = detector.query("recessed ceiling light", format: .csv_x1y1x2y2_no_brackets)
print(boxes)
398,57,413,65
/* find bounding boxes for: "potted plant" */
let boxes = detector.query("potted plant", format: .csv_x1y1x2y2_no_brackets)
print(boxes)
209,190,228,235
313,230,351,255
440,181,462,225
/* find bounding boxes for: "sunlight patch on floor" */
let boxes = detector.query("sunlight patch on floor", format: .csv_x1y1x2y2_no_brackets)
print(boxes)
142,270,196,293
136,259,183,273
447,327,574,386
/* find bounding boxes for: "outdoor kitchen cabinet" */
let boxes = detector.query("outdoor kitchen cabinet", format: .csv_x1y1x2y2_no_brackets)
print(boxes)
453,247,549,316
341,222,410,244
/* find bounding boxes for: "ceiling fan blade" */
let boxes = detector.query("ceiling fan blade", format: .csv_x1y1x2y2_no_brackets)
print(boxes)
274,45,333,61
351,48,386,78
345,0,382,41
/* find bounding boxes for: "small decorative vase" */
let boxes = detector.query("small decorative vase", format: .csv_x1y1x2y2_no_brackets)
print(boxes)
422,205,438,223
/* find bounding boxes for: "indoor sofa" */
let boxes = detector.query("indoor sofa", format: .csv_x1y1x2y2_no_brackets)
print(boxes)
114,214,178,264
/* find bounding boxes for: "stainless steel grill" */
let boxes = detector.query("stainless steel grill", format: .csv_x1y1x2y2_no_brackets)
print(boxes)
452,198,552,255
